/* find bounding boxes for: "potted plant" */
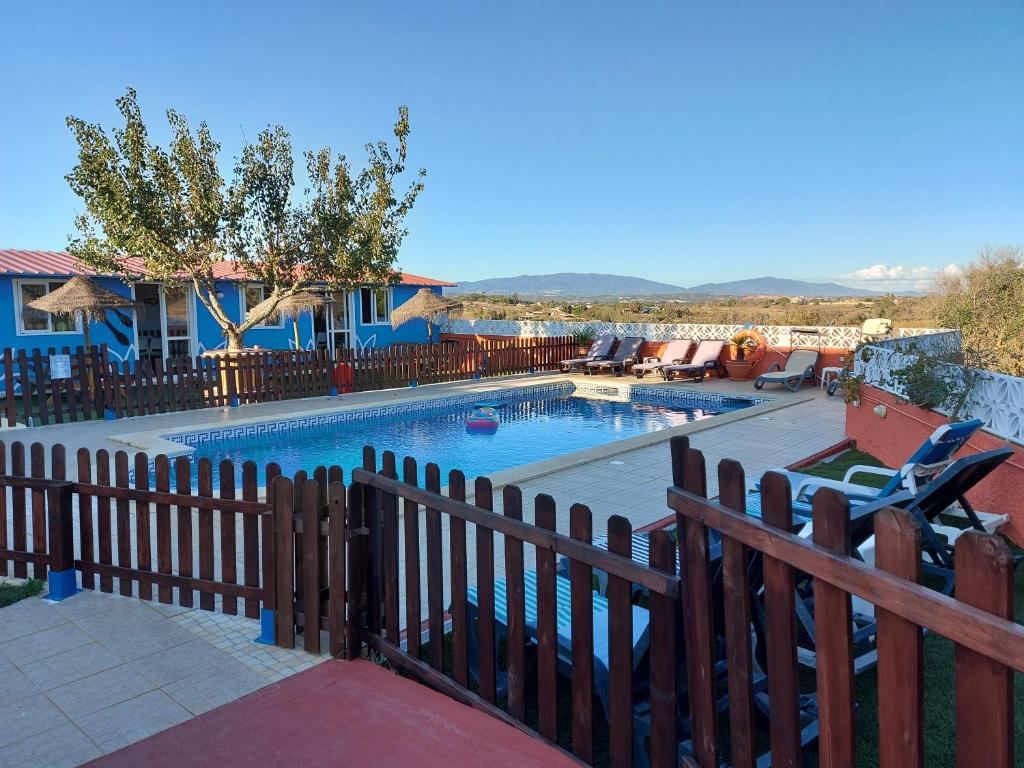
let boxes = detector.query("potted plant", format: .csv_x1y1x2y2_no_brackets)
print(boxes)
572,325,598,356
724,329,765,379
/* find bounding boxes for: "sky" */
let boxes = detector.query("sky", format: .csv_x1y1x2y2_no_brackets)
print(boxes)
1,1,1021,292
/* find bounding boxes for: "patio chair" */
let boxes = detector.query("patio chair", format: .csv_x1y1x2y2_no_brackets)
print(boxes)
586,336,645,376
788,447,1014,673
632,339,693,379
465,570,650,712
754,348,819,392
774,418,984,504
560,333,616,372
660,340,726,382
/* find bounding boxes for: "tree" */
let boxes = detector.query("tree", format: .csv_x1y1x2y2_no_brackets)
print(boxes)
65,88,425,349
929,246,1024,377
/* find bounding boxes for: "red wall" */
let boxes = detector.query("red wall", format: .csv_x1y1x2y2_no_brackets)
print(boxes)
846,385,1023,544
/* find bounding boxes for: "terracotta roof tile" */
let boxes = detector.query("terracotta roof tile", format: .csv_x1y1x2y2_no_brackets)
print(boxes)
0,249,455,287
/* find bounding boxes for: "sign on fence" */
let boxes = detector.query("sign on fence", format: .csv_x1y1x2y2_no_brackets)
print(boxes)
49,354,72,379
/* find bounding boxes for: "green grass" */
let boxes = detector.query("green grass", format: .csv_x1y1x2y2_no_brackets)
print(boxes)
798,449,1024,766
0,578,43,608
798,448,890,489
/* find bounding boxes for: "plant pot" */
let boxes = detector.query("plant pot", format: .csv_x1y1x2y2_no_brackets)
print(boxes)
724,360,755,381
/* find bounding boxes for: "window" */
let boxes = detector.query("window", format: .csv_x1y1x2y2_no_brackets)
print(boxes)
360,287,391,325
16,280,79,334
240,284,284,328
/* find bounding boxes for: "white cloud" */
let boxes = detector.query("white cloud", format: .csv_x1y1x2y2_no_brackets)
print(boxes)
840,263,962,292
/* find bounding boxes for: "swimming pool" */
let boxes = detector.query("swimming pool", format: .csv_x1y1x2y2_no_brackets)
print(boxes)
167,382,760,485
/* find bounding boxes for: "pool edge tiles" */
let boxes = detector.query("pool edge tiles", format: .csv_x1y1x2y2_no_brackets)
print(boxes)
163,380,766,450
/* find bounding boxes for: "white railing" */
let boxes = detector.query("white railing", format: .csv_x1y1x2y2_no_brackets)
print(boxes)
445,319,947,350
856,332,1024,446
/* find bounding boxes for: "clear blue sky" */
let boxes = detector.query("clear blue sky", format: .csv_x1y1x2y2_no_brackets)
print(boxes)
1,1,1021,290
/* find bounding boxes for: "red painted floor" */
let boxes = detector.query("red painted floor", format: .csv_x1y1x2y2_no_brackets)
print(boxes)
86,660,578,768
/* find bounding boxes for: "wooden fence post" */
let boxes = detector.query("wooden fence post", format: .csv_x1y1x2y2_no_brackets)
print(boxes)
874,508,924,768
954,531,1015,768
3,348,15,427
810,487,856,768
45,479,78,600
273,475,295,648
346,482,367,660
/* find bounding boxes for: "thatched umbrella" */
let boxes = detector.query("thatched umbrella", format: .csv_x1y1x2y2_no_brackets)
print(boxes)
247,290,327,349
26,276,138,395
391,288,462,343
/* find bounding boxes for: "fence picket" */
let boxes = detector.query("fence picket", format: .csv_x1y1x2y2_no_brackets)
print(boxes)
503,484,527,723
380,453,400,646
96,449,113,592
569,503,594,763
874,508,923,768
535,493,559,742
30,442,47,580
175,456,194,607
403,457,422,661
811,488,857,768
197,458,215,611
425,462,445,671
449,469,469,687
154,455,173,604
301,478,321,653
134,452,153,600
115,451,132,596
607,515,633,768
328,480,346,657
220,460,238,615
954,532,1015,768
475,476,497,705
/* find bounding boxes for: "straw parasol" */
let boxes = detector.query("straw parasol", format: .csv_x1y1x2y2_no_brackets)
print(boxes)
26,276,138,352
390,288,463,343
247,290,327,350
26,276,139,395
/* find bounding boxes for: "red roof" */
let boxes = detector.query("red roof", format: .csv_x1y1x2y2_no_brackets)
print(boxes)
0,249,455,287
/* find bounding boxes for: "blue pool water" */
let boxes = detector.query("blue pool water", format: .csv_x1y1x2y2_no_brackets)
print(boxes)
179,389,752,486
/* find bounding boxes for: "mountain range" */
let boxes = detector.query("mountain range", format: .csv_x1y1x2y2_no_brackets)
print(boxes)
449,273,893,298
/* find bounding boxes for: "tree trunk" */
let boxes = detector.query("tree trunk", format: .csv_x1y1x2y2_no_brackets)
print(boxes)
224,326,246,350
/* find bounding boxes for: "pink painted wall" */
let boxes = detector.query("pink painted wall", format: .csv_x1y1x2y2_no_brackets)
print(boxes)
846,384,1024,544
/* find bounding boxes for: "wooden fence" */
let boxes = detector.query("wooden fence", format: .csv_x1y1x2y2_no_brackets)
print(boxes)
4,434,1020,766
1,337,576,428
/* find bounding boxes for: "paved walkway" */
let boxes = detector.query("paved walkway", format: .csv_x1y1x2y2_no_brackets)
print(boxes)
0,589,324,768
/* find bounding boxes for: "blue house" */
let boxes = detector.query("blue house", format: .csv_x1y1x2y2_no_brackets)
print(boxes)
0,250,455,362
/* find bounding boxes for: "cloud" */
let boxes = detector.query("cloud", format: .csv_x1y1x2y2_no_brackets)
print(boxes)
841,263,962,291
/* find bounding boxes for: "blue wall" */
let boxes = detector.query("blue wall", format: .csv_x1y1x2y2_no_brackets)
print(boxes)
0,276,445,357
0,275,138,360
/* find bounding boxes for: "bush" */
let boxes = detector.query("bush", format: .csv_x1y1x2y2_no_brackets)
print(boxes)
929,246,1024,377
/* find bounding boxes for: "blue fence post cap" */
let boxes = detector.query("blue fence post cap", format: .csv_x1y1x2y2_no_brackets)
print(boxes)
254,608,276,645
45,569,79,602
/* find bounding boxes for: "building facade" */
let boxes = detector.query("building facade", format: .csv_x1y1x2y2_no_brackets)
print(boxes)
0,250,454,361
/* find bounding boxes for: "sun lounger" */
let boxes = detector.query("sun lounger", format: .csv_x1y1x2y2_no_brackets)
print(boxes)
772,418,983,503
754,348,819,391
632,339,693,379
560,333,616,372
660,340,726,381
586,336,645,376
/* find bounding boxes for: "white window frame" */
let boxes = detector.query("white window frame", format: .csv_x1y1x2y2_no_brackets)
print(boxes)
239,283,285,329
13,279,83,336
359,286,392,326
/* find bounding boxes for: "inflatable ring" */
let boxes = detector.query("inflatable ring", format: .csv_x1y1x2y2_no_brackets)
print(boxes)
466,405,500,434
730,328,767,360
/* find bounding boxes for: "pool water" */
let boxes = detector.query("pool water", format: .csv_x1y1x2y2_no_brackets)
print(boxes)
182,391,750,486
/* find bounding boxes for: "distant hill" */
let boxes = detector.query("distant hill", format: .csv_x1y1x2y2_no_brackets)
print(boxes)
450,272,897,298
449,273,691,297
688,276,877,297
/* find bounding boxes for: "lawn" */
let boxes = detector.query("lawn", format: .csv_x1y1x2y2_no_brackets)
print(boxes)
798,448,1024,766
0,578,43,608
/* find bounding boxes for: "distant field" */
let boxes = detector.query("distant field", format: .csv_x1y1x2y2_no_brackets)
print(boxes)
456,293,936,328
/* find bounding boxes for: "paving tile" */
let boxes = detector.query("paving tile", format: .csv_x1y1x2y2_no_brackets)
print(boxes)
0,623,94,667
75,689,192,753
19,641,121,691
47,664,155,719
78,616,197,661
0,598,68,644
129,638,238,687
0,694,70,748
2,668,41,704
0,721,100,768
162,664,267,715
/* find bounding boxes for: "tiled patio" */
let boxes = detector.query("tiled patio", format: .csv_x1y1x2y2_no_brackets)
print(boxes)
0,589,324,768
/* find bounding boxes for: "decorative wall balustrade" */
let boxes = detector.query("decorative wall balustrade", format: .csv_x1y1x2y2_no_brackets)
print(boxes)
446,318,947,350
855,331,1024,446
